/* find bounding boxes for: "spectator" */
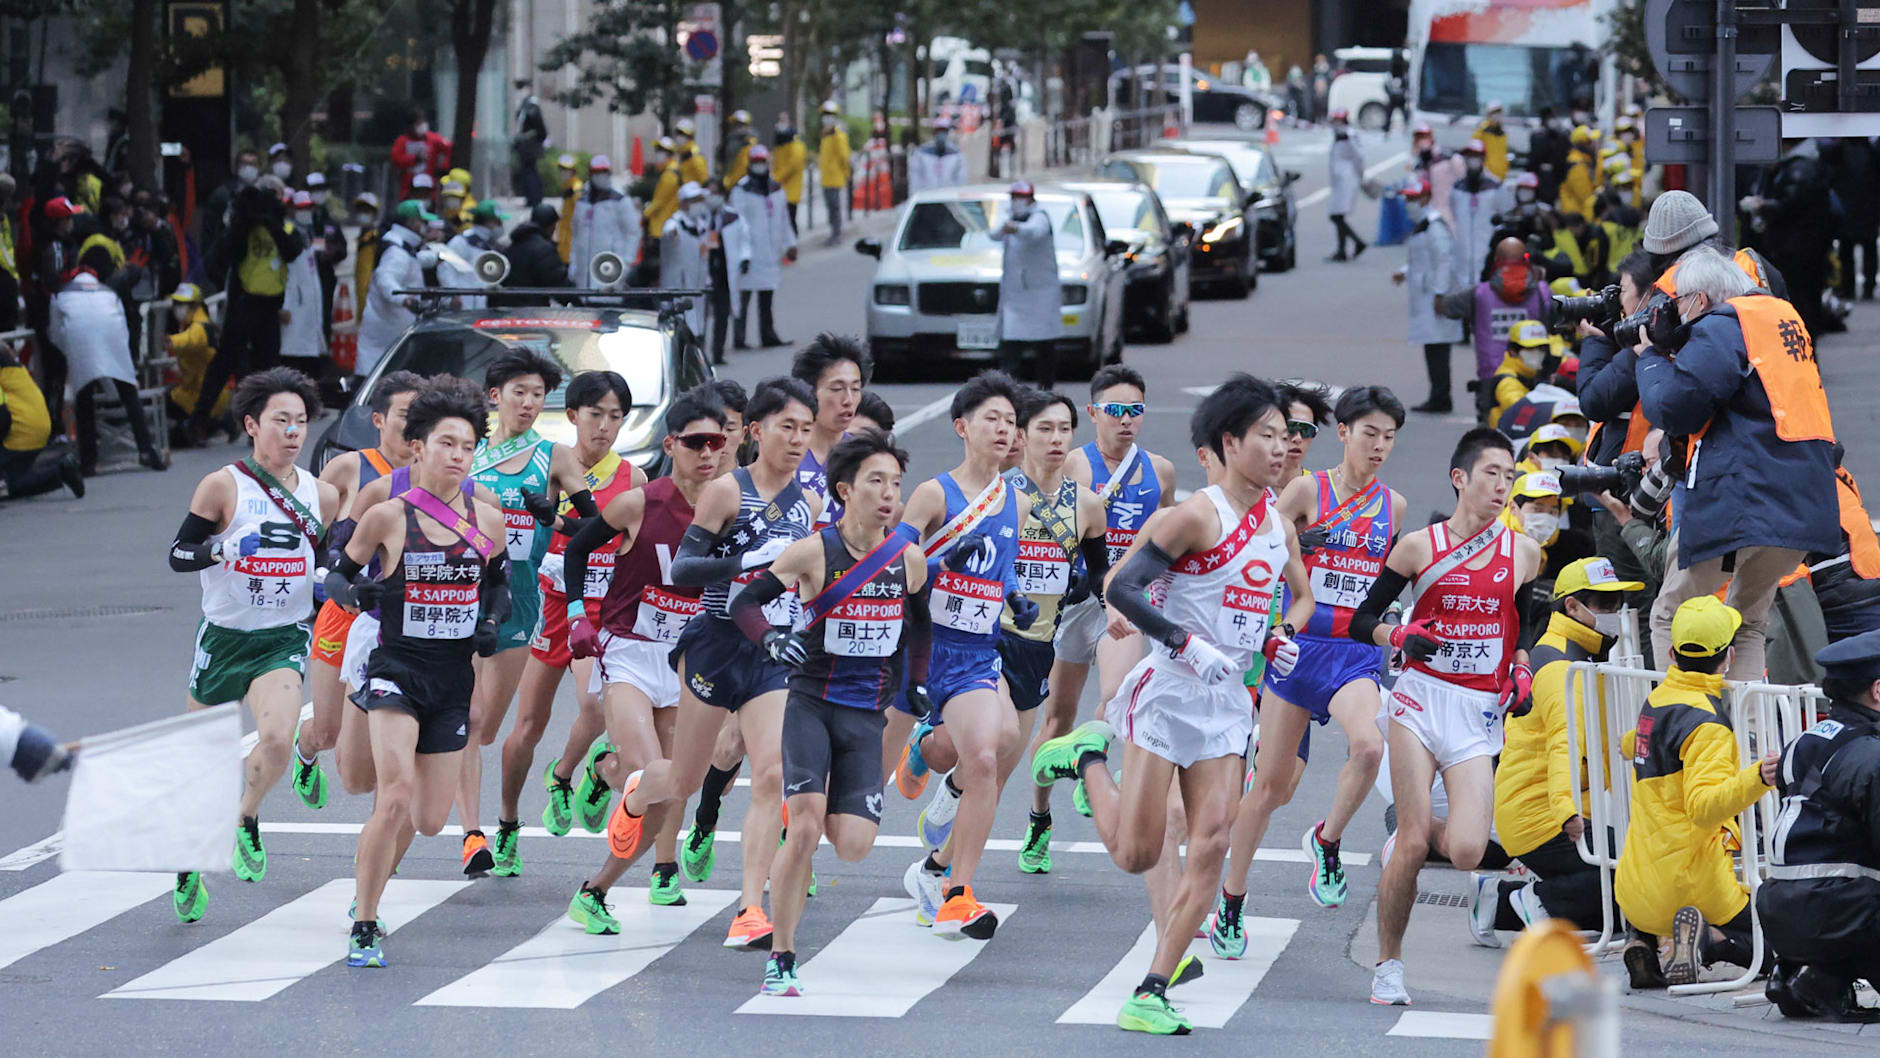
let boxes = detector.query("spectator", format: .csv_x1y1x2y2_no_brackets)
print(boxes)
31,195,82,426
512,82,549,207
1450,140,1500,285
267,141,294,183
408,171,438,211
724,145,794,349
280,191,329,373
496,202,569,301
1636,246,1839,681
49,259,163,473
391,109,452,200
674,117,709,187
1326,109,1366,262
554,154,582,263
1804,459,1880,644
1475,319,1552,427
438,177,471,234
1474,102,1510,181
568,154,640,288
198,149,260,263
355,199,432,380
1385,45,1410,134
1409,124,1464,234
350,192,381,319
703,188,736,364
1577,249,1654,478
127,190,183,305
0,174,20,332
1558,126,1600,221
1310,54,1333,123
990,180,1059,386
721,109,757,191
818,102,851,245
1596,182,1643,264
659,183,710,337
1241,50,1271,91
1441,236,1554,384
1616,596,1778,988
0,341,81,499
440,201,504,310
1741,143,1837,340
296,176,345,340
1397,180,1458,413
772,115,807,232
190,184,303,443
162,283,227,440
909,115,968,195
1819,135,1878,303
1529,109,1570,207
1548,209,1610,289
1286,65,1308,123
643,137,682,242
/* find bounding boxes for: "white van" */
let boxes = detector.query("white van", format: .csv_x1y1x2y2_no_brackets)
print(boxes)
1325,47,1395,130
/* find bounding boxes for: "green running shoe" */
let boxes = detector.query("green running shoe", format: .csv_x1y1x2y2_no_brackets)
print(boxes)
1018,820,1052,874
1072,779,1092,818
291,729,327,810
1209,891,1247,959
573,740,614,834
1117,989,1193,1034
807,870,818,899
1302,821,1348,908
173,871,207,923
680,825,716,883
348,921,386,968
232,817,266,882
541,757,575,836
1032,720,1114,788
761,953,803,996
649,865,688,906
1170,953,1205,989
492,821,522,877
346,900,392,931
568,883,620,935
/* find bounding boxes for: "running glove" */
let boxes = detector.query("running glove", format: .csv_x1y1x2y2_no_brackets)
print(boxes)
763,629,808,667
944,533,995,573
1263,626,1300,678
1006,590,1038,630
1388,619,1444,663
521,488,558,525
1297,525,1330,555
905,683,935,719
1177,634,1235,685
741,536,792,570
215,532,262,563
1500,662,1535,718
473,618,501,657
568,615,602,660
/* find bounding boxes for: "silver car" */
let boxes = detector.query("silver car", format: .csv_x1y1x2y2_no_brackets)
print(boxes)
856,184,1128,380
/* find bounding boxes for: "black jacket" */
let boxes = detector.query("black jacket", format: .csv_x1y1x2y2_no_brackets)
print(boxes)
494,222,569,303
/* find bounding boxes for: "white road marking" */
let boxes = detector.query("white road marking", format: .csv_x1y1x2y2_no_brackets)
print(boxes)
893,394,956,434
103,877,465,1001
1386,1011,1496,1039
1058,916,1298,1027
0,871,174,971
415,886,738,1009
736,896,1015,1017
1294,151,1410,209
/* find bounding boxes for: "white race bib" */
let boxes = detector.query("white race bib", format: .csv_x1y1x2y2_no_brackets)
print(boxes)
503,507,535,563
821,597,903,657
1014,539,1070,597
403,582,479,640
931,570,1004,635
1216,582,1273,652
230,554,310,614
1426,637,1503,677
1309,563,1372,611
633,585,703,643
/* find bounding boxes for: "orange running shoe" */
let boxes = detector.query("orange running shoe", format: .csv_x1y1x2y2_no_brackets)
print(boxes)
724,904,774,949
605,771,647,860
895,728,930,800
461,831,494,877
933,885,998,941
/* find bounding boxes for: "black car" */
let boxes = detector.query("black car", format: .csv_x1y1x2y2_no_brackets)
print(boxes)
1110,65,1280,132
1058,178,1192,341
1099,149,1256,297
1172,139,1301,272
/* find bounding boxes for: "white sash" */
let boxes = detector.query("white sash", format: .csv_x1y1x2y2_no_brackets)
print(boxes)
1095,444,1143,508
922,474,1008,559
1410,521,1506,604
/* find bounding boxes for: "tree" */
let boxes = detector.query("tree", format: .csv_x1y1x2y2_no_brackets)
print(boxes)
448,0,497,174
543,0,695,124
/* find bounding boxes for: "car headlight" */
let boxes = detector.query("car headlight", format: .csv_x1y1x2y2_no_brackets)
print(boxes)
1201,217,1243,243
1061,284,1088,306
874,284,911,306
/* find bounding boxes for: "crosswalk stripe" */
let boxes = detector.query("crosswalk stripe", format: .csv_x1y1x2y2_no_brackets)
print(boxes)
736,897,1015,1017
1057,916,1298,1027
102,878,467,1001
414,887,739,1009
1386,1011,1495,1039
0,871,174,971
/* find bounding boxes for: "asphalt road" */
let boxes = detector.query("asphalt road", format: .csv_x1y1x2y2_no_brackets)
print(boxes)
0,124,1871,1056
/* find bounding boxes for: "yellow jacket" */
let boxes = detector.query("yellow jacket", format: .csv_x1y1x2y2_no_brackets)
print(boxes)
1603,219,1641,265
558,176,583,262
722,133,755,191
0,214,17,280
1489,351,1539,425
1559,149,1598,221
1,362,51,451
1496,613,1608,856
353,227,380,317
772,137,807,204
644,160,681,235
820,127,852,188
678,141,708,187
1473,121,1510,181
167,305,228,418
1614,668,1768,935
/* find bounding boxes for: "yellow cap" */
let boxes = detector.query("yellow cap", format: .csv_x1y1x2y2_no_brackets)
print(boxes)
1553,556,1645,599
1549,277,1587,297
171,282,203,303
1509,319,1550,348
1526,423,1584,457
445,167,472,189
1671,596,1742,658
1511,470,1563,500
1572,125,1596,145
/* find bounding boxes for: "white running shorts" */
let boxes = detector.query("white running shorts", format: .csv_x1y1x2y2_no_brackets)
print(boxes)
341,612,381,691
1105,655,1254,769
1385,667,1503,771
1053,596,1104,664
589,630,681,709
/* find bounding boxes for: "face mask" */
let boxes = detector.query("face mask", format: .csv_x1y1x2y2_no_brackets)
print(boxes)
933,132,948,149
310,190,328,206
1465,157,1484,174
271,161,292,179
118,181,133,198
1534,455,1566,471
1521,511,1559,543
1405,200,1427,222
354,212,376,228
294,210,313,226
1011,201,1034,220
237,164,259,184
1592,610,1625,637
1516,188,1537,205
1498,261,1530,298
591,174,612,191
822,117,836,129
415,122,429,135
1564,424,1588,444
749,164,769,177
688,203,709,220
442,197,463,212
171,305,191,323
1520,348,1546,371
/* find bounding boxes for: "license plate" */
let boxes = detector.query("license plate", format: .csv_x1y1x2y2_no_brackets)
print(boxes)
956,320,999,350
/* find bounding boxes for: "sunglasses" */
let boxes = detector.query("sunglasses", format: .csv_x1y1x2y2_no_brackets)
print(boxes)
1096,402,1146,418
673,432,727,452
1287,420,1319,439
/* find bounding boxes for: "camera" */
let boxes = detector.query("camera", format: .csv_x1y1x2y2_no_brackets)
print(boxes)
1611,290,1670,348
1548,283,1623,332
1556,451,1646,499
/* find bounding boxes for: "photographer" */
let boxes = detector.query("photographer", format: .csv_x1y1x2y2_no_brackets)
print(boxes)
1807,460,1880,644
1591,428,1675,643
1636,247,1839,681
188,183,303,444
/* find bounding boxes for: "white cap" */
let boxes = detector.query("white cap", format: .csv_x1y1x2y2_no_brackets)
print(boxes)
557,153,577,169
678,181,706,201
411,172,435,189
305,171,327,187
589,154,613,172
268,141,288,156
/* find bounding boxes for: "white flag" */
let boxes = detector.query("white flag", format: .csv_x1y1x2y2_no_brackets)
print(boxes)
59,705,242,873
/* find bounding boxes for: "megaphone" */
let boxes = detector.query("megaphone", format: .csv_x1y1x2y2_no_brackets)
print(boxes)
474,250,510,287
589,251,626,289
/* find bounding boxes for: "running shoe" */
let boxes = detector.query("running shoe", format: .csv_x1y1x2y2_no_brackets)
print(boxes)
461,831,495,877
605,771,647,861
680,825,717,882
649,864,687,906
1510,882,1551,928
233,817,266,882
1116,989,1193,1034
725,905,774,950
917,778,959,852
1170,953,1205,989
573,739,615,833
808,870,818,899
173,871,207,923
541,757,575,836
348,921,386,968
1072,778,1091,818
346,900,392,931
1209,891,1247,959
491,821,522,877
1623,934,1668,990
904,858,946,926
1370,958,1412,1005
762,953,803,996
896,720,934,799
1664,905,1704,986
1031,719,1114,787
1467,872,1502,949
1303,821,1348,908
291,729,328,810
567,883,621,935
1018,819,1052,874
933,886,998,941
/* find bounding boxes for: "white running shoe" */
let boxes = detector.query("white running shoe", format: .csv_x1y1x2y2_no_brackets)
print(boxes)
903,857,945,926
1467,872,1502,949
1370,958,1412,1006
1510,881,1551,928
917,774,960,851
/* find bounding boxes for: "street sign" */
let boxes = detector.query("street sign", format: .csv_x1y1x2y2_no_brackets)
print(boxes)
747,34,783,79
1644,0,1775,101
685,30,718,62
1644,105,1783,165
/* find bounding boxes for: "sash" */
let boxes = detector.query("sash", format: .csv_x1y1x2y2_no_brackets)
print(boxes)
1310,475,1386,536
361,448,394,476
1010,470,1079,559
1094,444,1143,509
403,488,496,560
803,524,918,627
922,474,1007,559
235,458,324,551
1410,520,1505,604
560,449,622,515
472,428,543,475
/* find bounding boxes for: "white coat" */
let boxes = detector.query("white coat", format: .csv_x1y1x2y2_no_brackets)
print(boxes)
726,176,795,295
357,224,425,377
989,207,1059,342
569,186,641,287
48,271,135,396
279,246,326,360
909,143,969,193
1449,173,1501,288
660,211,710,336
1405,213,1464,346
1329,130,1364,216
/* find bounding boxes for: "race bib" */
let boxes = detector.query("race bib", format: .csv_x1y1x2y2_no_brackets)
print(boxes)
1308,560,1379,611
1216,582,1273,651
1014,539,1070,597
1426,637,1503,677
403,582,479,640
822,597,903,657
1104,526,1136,567
732,568,797,626
503,507,536,563
231,554,310,613
634,585,703,643
581,551,615,602
931,570,1004,635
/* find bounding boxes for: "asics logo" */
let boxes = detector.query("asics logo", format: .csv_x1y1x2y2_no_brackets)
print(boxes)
1493,567,1510,583
1391,690,1424,716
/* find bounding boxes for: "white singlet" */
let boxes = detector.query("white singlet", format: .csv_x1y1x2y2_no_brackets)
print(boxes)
199,464,322,631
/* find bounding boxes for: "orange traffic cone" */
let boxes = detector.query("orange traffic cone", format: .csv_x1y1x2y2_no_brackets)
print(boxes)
1163,110,1180,139
330,277,358,374
1265,110,1283,146
629,136,644,177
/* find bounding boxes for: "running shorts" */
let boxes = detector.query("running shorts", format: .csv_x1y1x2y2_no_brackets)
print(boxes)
352,668,471,755
930,635,1003,718
188,619,310,706
530,587,576,669
494,560,540,650
1053,596,1104,664
1386,667,1504,771
780,692,887,821
311,599,358,667
671,614,787,711
1105,654,1254,769
589,630,681,708
340,612,381,690
1247,685,1312,763
998,634,1055,712
1263,633,1387,723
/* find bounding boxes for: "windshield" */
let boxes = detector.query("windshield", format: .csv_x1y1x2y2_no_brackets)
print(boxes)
1418,41,1599,118
1128,158,1238,204
1084,189,1161,236
375,321,667,408
898,198,1088,254
1187,145,1277,186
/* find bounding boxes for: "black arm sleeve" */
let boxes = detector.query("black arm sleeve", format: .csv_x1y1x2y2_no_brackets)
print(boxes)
566,489,600,518
169,512,220,572
1078,533,1112,604
324,554,366,609
563,511,624,614
670,523,744,586
728,569,789,644
326,518,357,567
1349,566,1412,646
905,584,933,683
1109,543,1188,653
479,552,512,628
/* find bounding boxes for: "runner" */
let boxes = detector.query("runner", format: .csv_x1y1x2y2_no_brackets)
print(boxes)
1032,373,1311,1034
167,367,340,924
493,370,647,878
1213,386,1407,955
790,333,868,526
557,387,726,933
326,382,509,967
300,370,425,811
599,377,820,949
1345,426,1542,1005
894,371,1033,940
727,430,931,995
852,390,895,436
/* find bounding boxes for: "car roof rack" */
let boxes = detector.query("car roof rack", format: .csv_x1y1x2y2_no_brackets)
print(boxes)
394,287,706,301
